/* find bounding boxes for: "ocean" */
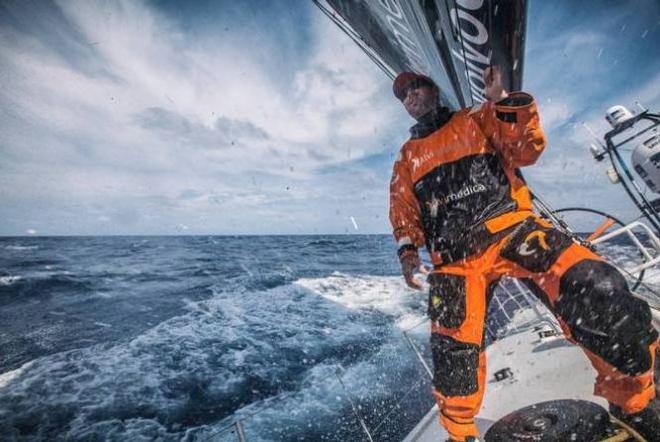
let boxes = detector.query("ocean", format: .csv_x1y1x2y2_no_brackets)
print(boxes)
0,235,657,441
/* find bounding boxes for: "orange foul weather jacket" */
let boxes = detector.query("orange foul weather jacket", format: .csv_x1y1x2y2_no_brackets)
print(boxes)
389,92,546,266
389,93,658,442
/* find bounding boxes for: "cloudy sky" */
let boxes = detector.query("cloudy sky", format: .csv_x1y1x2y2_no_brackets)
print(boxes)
0,0,659,236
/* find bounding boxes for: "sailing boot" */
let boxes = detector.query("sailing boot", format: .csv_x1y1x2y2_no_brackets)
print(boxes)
609,402,660,442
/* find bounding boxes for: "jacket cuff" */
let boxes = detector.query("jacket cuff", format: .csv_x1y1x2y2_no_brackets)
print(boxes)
495,92,535,123
496,91,533,107
397,244,418,259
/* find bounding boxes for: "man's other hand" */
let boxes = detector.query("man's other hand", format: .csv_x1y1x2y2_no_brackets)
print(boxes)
400,251,428,290
483,66,508,102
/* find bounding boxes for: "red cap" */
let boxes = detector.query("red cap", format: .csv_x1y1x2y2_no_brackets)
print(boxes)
393,72,437,100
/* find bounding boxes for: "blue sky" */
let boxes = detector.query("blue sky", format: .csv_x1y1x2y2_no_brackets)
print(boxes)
0,0,659,236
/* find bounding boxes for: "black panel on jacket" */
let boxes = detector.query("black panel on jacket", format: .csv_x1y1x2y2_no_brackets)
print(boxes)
413,153,517,257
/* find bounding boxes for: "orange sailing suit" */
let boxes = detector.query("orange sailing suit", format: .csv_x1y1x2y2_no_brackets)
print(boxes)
389,92,658,441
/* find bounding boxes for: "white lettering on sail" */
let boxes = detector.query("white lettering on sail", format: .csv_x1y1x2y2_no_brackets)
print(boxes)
377,0,429,74
456,0,484,10
449,1,491,102
386,15,424,62
378,0,402,19
454,9,488,45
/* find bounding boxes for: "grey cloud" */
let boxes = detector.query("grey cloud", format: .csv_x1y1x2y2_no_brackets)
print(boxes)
178,188,204,200
0,1,121,82
133,107,193,134
306,148,332,162
176,188,231,205
132,107,270,149
308,64,345,88
214,116,268,140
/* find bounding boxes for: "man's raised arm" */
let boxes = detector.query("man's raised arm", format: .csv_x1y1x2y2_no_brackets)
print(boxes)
471,66,547,169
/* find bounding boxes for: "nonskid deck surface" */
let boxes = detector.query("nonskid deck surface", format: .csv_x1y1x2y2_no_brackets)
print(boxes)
403,314,606,441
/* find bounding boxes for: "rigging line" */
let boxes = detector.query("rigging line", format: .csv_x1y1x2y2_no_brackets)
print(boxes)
610,117,660,150
598,217,660,307
604,115,660,232
370,376,429,435
552,207,649,291
402,315,431,333
199,390,298,441
199,408,267,441
608,144,655,233
200,420,245,442
607,138,660,233
311,0,395,79
618,264,660,310
335,366,375,442
551,207,627,226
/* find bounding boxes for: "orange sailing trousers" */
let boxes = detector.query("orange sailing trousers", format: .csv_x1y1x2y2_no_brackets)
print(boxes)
428,217,658,441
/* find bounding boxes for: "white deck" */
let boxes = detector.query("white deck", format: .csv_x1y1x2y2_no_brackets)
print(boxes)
403,318,607,441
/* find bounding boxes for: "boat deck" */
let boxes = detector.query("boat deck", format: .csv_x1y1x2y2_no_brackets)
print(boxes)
403,320,607,441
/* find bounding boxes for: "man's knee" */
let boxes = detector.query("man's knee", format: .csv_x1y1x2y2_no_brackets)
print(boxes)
557,259,658,375
430,333,480,396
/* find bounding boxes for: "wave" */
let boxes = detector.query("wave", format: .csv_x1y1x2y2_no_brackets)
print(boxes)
10,259,63,269
304,237,365,249
4,245,39,251
296,272,427,330
0,274,92,303
0,273,427,441
241,271,295,291
0,276,22,286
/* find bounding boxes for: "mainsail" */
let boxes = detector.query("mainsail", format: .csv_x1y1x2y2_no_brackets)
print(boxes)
316,0,527,110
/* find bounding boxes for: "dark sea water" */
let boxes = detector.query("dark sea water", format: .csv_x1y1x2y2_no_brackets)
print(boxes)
0,236,434,442
0,235,656,441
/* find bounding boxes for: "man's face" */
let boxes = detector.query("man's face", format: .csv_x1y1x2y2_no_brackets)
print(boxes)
402,84,437,120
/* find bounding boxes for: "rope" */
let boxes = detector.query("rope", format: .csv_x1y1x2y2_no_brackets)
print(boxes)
370,375,428,435
198,391,297,441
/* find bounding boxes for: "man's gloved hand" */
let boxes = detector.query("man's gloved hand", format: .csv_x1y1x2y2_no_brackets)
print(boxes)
399,249,429,290
483,66,508,102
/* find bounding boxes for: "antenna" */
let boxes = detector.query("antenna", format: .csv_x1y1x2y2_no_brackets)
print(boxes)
582,122,607,150
589,143,606,161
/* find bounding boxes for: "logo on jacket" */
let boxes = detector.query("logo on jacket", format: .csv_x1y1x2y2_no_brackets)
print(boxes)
425,184,487,217
425,184,487,216
444,184,487,204
518,231,550,256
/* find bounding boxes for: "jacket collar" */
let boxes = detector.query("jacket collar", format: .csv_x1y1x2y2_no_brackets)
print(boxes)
409,105,454,140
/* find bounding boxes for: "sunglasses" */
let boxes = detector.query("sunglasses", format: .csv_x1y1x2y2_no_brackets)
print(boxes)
397,78,435,100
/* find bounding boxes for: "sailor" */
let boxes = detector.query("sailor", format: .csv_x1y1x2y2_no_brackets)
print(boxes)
389,69,659,442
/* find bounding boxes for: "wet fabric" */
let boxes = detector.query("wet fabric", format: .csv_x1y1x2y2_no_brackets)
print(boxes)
409,105,454,139
428,273,466,328
389,92,657,441
390,92,545,267
500,217,574,272
557,260,658,375
428,219,658,441
430,334,480,396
